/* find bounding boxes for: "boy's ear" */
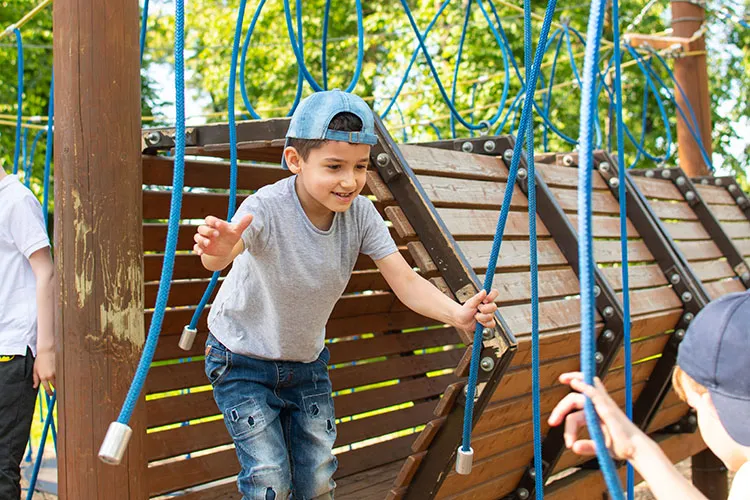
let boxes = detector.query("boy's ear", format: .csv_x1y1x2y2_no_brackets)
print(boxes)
284,146,302,174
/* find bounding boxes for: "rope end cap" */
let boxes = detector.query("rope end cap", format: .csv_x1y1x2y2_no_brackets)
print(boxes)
455,447,474,475
179,326,198,351
98,422,133,465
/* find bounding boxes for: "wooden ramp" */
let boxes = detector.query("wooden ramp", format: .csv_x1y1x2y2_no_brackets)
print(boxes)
137,121,741,499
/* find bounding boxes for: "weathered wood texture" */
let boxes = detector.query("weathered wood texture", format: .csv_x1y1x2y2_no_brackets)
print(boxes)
55,0,147,498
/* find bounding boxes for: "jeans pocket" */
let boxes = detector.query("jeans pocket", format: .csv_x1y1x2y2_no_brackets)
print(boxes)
204,346,231,386
225,398,267,440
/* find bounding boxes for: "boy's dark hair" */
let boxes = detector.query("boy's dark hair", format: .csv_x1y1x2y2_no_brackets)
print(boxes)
287,112,364,161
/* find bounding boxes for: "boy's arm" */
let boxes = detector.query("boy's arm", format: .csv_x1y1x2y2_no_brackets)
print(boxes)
628,435,707,500
375,252,498,333
28,247,55,395
194,214,254,271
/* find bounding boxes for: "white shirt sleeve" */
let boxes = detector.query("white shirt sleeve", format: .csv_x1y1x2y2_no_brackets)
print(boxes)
9,194,50,258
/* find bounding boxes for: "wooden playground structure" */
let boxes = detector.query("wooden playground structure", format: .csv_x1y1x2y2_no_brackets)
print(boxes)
51,0,748,499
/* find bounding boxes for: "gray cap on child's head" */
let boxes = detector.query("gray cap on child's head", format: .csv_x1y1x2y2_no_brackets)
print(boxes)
678,289,750,446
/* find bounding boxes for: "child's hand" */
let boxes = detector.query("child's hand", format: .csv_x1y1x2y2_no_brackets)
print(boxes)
548,372,647,461
34,348,55,396
454,289,499,334
193,215,253,257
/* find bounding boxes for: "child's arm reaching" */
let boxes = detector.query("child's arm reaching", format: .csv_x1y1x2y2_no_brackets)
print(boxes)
549,372,707,500
375,252,498,334
29,247,55,396
193,215,254,271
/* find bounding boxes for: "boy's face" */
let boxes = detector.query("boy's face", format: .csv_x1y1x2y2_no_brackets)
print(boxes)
286,140,371,215
684,382,749,471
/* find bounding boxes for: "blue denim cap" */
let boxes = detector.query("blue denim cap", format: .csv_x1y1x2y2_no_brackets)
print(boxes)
677,289,750,446
281,90,378,169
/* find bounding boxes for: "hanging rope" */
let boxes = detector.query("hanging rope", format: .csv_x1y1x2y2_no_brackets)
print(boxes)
611,0,633,497
100,0,187,464
457,0,558,474
140,0,150,63
577,0,624,497
523,0,543,495
450,0,474,138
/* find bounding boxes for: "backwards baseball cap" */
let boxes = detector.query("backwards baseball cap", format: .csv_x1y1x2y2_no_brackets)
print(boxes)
677,289,750,446
281,89,378,169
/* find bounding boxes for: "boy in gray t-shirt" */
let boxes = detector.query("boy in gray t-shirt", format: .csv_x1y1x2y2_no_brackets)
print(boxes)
193,90,499,500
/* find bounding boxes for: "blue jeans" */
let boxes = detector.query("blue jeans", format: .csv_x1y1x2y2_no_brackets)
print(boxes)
205,333,337,500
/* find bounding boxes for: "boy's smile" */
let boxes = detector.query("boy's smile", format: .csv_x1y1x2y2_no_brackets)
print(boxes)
285,140,371,230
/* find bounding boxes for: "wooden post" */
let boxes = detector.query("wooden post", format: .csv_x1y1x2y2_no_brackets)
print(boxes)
670,0,712,176
692,449,729,500
54,0,146,498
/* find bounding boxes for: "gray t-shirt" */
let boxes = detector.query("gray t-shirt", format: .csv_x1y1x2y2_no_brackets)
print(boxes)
208,175,398,362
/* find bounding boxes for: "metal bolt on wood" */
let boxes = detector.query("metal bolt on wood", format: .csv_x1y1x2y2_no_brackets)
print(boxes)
684,312,694,322
503,149,513,162
595,352,604,364
609,177,619,188
480,357,495,372
517,168,527,179
645,170,655,178
461,141,474,153
598,161,610,172
676,176,686,186
676,329,686,339
517,488,530,500
714,178,723,186
483,140,496,153
376,153,390,167
685,191,696,201
563,155,575,166
681,291,693,302
670,273,681,285
661,169,672,178
603,329,615,341
603,306,614,317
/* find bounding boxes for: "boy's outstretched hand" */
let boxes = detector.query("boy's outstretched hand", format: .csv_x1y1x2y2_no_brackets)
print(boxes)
454,289,499,334
548,372,647,461
193,214,253,257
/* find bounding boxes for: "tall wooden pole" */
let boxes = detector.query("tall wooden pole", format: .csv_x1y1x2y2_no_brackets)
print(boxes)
671,0,712,176
54,0,147,498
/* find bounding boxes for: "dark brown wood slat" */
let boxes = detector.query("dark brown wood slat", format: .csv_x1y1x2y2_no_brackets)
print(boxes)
695,184,736,205
630,308,682,339
705,278,746,299
569,215,639,239
142,155,289,189
647,199,699,220
327,327,462,365
676,239,724,261
334,435,417,478
147,419,229,461
549,187,620,214
630,176,684,200
148,448,239,497
661,220,711,240
625,286,682,316
610,332,670,367
144,248,414,281
599,263,668,291
145,278,220,309
706,203,746,221
537,163,608,189
338,461,405,500
593,239,653,263
146,348,463,395
143,190,248,220
400,145,508,181
329,292,402,320
416,175,528,209
336,401,436,447
437,208,549,239
690,259,736,282
720,220,750,239
172,482,240,500
325,310,443,339
478,268,580,303
147,390,218,428
143,223,198,252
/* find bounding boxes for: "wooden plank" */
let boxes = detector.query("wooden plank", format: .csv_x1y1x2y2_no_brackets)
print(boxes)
147,419,229,461
143,190,248,220
477,268,580,303
631,176,684,200
336,401,436,447
460,239,568,271
626,286,682,316
735,238,750,257
394,452,428,488
491,355,580,403
549,187,620,214
646,402,691,432
173,482,240,500
611,332,670,368
148,448,240,496
366,170,395,203
662,220,711,240
401,145,508,181
707,203,746,221
145,278,220,309
630,308,682,339
647,199,699,220
145,348,463,396
143,223,199,252
594,240,654,264
544,433,706,500
334,434,417,478
410,419,445,453
696,184,736,205
599,263,668,291
142,154,289,189
569,214,639,239
416,175,527,209
676,239,724,261
705,278,746,299
327,327,462,365
690,259,736,282
720,220,750,239
498,298,594,337
537,163,608,189
437,208,550,239
337,461,405,500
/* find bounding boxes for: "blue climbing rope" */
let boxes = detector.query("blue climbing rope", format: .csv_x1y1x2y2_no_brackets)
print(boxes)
114,0,186,427
42,74,53,226
450,0,473,138
283,0,364,93
24,129,45,188
611,0,633,497
524,0,543,496
460,0,558,459
140,0,150,63
186,0,246,333
322,0,332,90
542,29,564,151
25,392,56,500
13,28,23,175
577,0,624,497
